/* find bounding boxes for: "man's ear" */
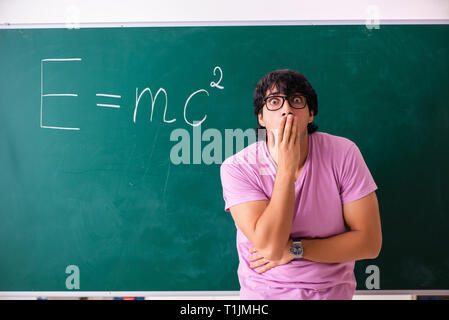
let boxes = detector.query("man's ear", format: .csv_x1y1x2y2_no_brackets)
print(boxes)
308,109,314,124
258,112,266,127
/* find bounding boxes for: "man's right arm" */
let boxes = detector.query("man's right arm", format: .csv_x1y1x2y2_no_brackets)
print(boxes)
229,114,300,260
229,167,295,260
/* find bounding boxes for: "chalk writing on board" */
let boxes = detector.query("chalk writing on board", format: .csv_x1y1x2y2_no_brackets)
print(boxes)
133,87,175,124
40,58,224,131
40,58,82,131
96,93,121,108
210,66,224,89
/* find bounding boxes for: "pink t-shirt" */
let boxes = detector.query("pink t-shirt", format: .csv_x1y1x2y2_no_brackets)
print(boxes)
220,131,378,299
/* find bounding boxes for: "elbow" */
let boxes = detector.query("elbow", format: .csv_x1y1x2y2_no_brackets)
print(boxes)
252,227,288,261
368,246,381,260
367,235,382,259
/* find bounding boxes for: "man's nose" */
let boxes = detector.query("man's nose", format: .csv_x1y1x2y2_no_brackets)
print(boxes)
281,100,294,117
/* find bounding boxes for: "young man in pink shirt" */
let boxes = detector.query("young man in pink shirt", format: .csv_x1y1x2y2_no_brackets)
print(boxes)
220,69,382,300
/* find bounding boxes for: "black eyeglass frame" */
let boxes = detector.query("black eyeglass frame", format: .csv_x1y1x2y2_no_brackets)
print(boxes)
262,94,307,111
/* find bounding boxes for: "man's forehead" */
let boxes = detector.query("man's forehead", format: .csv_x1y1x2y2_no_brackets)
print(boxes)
265,86,301,96
265,85,283,96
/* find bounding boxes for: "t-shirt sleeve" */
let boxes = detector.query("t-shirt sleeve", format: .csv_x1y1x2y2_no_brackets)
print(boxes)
339,143,378,204
220,161,269,212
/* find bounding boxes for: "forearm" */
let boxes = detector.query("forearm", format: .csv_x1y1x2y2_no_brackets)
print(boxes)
248,232,379,275
254,168,295,259
301,230,381,263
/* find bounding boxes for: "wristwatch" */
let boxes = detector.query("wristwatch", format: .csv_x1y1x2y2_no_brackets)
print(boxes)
290,240,304,260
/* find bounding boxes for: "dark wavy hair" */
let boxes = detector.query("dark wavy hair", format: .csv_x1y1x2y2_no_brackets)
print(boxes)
253,69,319,139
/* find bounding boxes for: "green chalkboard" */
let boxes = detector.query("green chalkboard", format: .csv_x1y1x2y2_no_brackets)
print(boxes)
0,25,448,292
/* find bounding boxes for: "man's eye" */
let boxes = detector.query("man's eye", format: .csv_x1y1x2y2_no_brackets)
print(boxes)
269,98,279,105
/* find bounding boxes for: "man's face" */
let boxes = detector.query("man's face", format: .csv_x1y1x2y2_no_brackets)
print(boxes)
258,85,314,143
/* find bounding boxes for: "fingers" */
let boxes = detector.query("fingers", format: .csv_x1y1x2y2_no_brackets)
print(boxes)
249,250,274,273
249,250,266,266
283,114,293,144
249,249,260,261
278,115,287,144
290,115,298,145
249,257,266,268
249,257,271,272
254,261,274,274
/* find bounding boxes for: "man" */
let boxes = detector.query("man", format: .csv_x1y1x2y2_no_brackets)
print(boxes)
220,69,382,300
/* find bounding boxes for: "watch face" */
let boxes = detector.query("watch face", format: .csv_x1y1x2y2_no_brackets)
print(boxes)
291,242,303,257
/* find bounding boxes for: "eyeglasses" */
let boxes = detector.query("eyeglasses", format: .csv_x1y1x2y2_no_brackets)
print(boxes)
263,94,307,111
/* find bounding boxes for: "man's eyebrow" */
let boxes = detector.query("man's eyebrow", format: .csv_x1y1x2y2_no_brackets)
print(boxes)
266,92,304,97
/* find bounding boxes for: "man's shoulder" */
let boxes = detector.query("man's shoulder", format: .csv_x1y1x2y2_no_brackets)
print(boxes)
221,141,263,167
312,131,357,153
